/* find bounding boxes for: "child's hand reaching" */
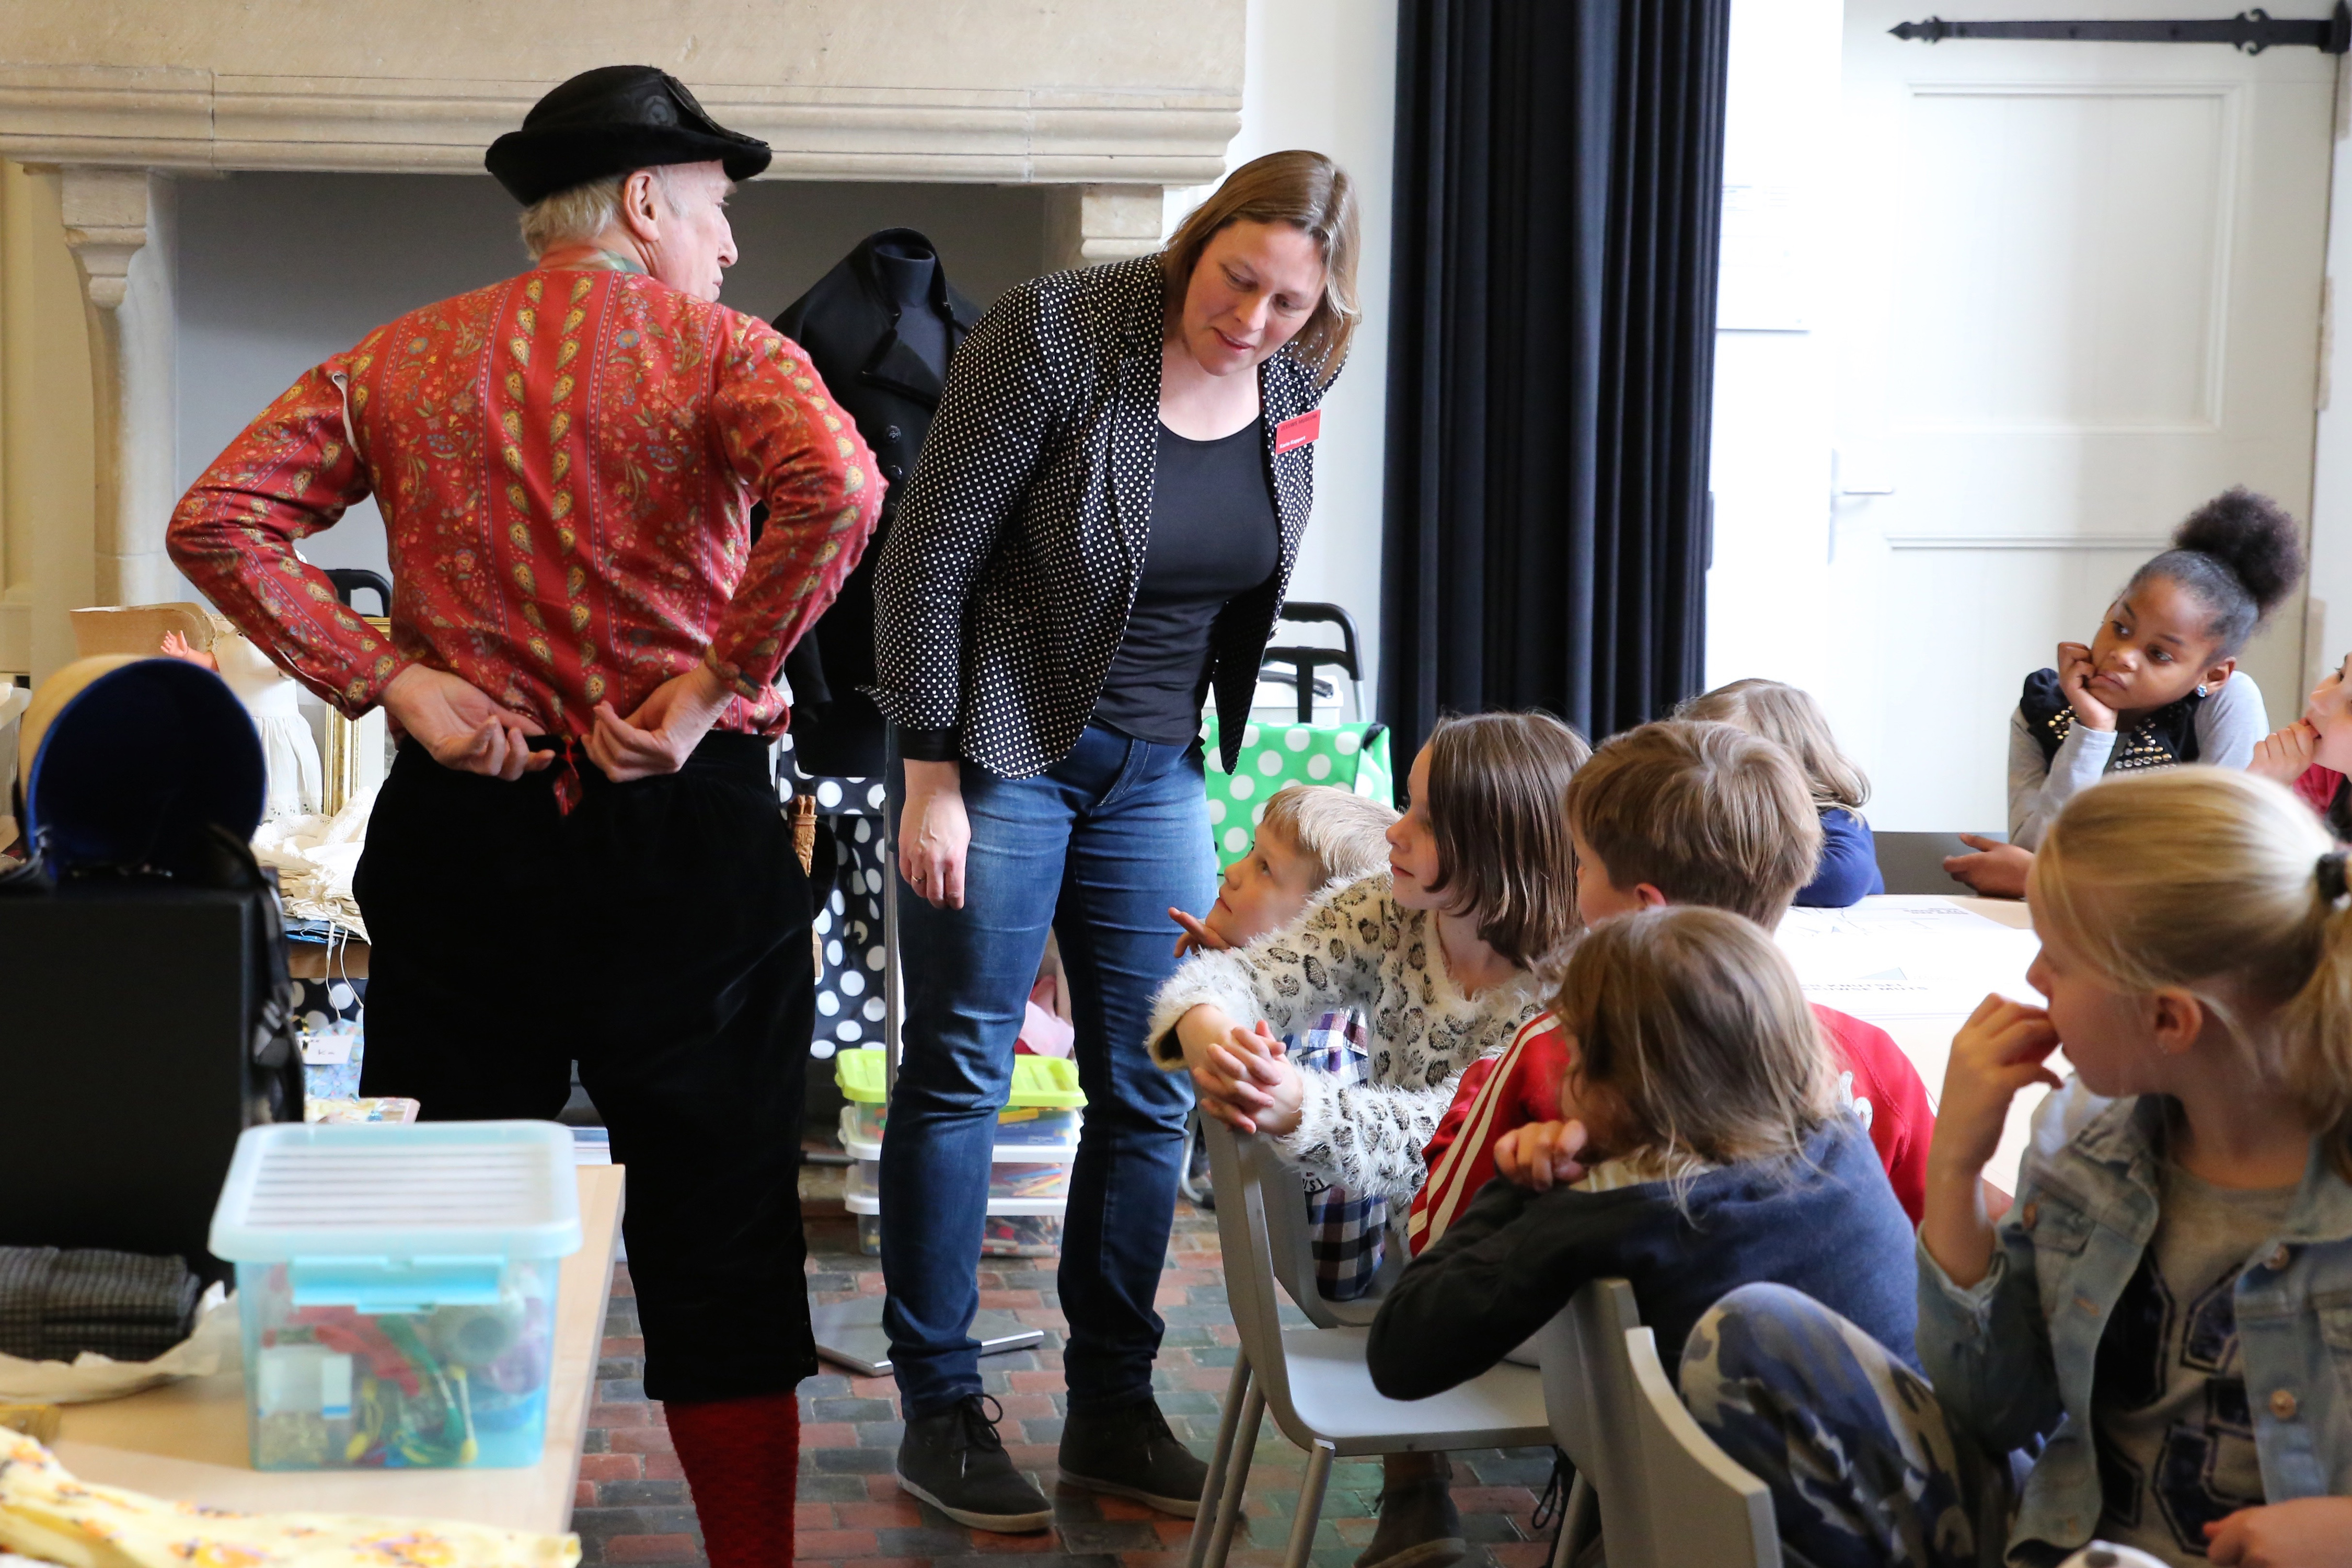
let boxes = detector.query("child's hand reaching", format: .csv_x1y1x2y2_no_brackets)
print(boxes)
1494,1120,1592,1193
1942,835,2032,899
1170,907,1232,958
2249,719,2320,785
2056,641,2116,731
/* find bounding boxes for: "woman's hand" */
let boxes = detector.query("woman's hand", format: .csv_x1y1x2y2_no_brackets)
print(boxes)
2056,640,2116,731
1495,1120,1591,1193
1942,835,2033,899
587,662,733,782
1921,993,2062,1289
898,759,972,909
2250,720,2320,785
2206,1498,2352,1566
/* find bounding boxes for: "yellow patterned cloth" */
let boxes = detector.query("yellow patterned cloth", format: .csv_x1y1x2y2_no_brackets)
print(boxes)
0,1435,577,1568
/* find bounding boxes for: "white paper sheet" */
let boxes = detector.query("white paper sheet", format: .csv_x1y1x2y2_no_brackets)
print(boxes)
1776,898,2043,1019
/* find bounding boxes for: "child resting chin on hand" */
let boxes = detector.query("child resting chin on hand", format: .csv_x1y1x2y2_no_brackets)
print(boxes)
1947,487,2301,898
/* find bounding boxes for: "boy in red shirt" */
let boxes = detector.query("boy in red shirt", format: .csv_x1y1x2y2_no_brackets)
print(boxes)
1411,720,1935,1253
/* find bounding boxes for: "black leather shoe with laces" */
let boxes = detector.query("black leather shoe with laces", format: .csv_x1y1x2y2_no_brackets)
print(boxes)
895,1394,1053,1532
1056,1397,1210,1517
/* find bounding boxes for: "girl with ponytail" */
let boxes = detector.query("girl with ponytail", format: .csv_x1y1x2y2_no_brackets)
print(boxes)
1681,768,2352,1568
1947,487,2305,897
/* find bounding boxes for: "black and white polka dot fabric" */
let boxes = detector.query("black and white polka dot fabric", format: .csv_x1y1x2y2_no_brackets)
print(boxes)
776,731,891,1059
869,253,1333,779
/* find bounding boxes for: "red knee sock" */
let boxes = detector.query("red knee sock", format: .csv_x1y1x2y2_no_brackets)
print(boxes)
664,1390,801,1568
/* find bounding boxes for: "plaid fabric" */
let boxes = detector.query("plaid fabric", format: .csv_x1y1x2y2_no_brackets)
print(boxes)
1285,1010,1389,1301
0,1247,200,1363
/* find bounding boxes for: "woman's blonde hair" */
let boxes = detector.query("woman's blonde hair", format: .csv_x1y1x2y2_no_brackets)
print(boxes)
2031,768,2352,1172
1553,906,1837,1173
1422,711,1592,970
1162,149,1361,385
1677,678,1870,813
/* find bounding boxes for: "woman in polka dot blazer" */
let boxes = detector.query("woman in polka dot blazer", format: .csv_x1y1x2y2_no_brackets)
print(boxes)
867,151,1361,1530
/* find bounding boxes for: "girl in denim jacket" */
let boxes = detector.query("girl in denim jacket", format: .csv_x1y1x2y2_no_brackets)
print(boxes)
1682,767,2352,1568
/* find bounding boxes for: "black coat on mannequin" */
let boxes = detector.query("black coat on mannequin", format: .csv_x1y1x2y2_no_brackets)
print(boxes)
771,229,982,778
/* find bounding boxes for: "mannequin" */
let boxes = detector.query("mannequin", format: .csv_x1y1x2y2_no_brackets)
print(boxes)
771,231,981,1067
773,229,978,779
873,239,949,383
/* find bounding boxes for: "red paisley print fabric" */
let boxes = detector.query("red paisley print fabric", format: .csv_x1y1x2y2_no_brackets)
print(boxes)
169,267,881,740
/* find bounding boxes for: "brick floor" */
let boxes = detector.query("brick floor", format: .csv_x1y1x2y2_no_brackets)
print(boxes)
576,1204,1558,1568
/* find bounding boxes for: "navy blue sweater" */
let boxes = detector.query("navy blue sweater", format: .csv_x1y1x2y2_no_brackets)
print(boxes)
1796,808,1883,907
1365,1117,1917,1399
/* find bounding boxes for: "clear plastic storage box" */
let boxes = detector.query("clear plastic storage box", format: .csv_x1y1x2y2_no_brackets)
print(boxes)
209,1120,582,1472
834,1050,1085,1256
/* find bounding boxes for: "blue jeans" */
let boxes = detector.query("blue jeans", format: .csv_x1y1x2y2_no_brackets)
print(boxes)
880,725,1215,1419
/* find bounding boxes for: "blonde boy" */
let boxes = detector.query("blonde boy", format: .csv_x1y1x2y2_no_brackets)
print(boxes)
1170,784,1399,1298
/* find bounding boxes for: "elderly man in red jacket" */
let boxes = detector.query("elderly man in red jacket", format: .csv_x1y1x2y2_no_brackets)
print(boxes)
168,67,881,1564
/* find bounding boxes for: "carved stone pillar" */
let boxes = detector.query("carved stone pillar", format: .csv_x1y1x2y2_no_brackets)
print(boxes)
1044,183,1167,271
57,167,177,607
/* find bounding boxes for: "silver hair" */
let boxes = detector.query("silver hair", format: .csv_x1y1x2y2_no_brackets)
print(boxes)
518,167,687,259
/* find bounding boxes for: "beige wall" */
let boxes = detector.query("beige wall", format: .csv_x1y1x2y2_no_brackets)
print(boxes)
1,162,96,684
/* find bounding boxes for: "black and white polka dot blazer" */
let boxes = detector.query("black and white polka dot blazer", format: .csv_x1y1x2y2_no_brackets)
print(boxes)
868,253,1331,779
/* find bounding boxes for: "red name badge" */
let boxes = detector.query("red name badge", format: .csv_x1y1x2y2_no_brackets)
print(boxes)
1273,410,1321,454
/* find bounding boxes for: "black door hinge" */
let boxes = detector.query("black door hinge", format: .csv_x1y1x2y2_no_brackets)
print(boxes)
1893,4,2351,54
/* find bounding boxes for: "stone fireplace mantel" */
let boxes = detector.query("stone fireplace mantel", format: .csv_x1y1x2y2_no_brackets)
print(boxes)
0,0,1242,606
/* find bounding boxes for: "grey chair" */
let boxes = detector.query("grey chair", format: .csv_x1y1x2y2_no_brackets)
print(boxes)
1872,829,2007,896
1184,1117,1549,1568
1537,1279,1780,1568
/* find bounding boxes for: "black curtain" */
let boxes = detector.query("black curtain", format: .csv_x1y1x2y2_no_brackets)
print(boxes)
1380,0,1730,761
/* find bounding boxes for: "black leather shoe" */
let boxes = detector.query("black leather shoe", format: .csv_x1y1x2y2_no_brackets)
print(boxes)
1056,1397,1209,1518
895,1394,1053,1532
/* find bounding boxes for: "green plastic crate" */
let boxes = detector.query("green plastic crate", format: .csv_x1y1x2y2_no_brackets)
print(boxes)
834,1048,1086,1109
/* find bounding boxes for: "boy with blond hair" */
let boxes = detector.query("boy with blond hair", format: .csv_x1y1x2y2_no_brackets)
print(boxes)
1172,783,1402,1299
1411,719,1936,1251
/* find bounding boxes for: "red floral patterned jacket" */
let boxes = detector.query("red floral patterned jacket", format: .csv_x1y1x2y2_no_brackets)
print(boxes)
168,266,881,743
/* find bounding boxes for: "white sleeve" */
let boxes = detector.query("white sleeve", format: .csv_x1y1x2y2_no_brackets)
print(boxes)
2196,670,2268,769
1275,1073,1459,1202
2010,706,2113,850
1145,876,1392,1067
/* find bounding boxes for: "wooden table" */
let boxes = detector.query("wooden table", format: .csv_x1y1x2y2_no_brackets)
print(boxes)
1775,894,2057,1193
51,1165,623,1536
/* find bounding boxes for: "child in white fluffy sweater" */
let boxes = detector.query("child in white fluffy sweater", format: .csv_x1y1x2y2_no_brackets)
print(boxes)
1149,711,1589,1568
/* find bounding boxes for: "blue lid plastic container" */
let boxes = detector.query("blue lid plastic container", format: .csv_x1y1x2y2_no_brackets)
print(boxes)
209,1121,581,1471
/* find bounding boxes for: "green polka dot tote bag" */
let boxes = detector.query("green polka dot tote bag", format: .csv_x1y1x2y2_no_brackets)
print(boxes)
1200,717,1394,868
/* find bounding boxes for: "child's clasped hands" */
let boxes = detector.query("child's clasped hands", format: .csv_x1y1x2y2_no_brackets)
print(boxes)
1175,1008,1306,1135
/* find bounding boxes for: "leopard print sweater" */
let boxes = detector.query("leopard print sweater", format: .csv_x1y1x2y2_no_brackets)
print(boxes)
1148,873,1546,1202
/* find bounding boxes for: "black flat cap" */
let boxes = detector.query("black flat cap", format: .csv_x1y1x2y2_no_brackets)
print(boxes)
486,65,770,205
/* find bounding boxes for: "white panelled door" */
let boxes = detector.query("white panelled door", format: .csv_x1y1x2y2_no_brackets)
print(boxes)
1828,3,2335,830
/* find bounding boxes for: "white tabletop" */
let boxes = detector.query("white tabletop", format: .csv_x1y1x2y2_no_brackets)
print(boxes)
1774,894,2055,1194
50,1165,624,1536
